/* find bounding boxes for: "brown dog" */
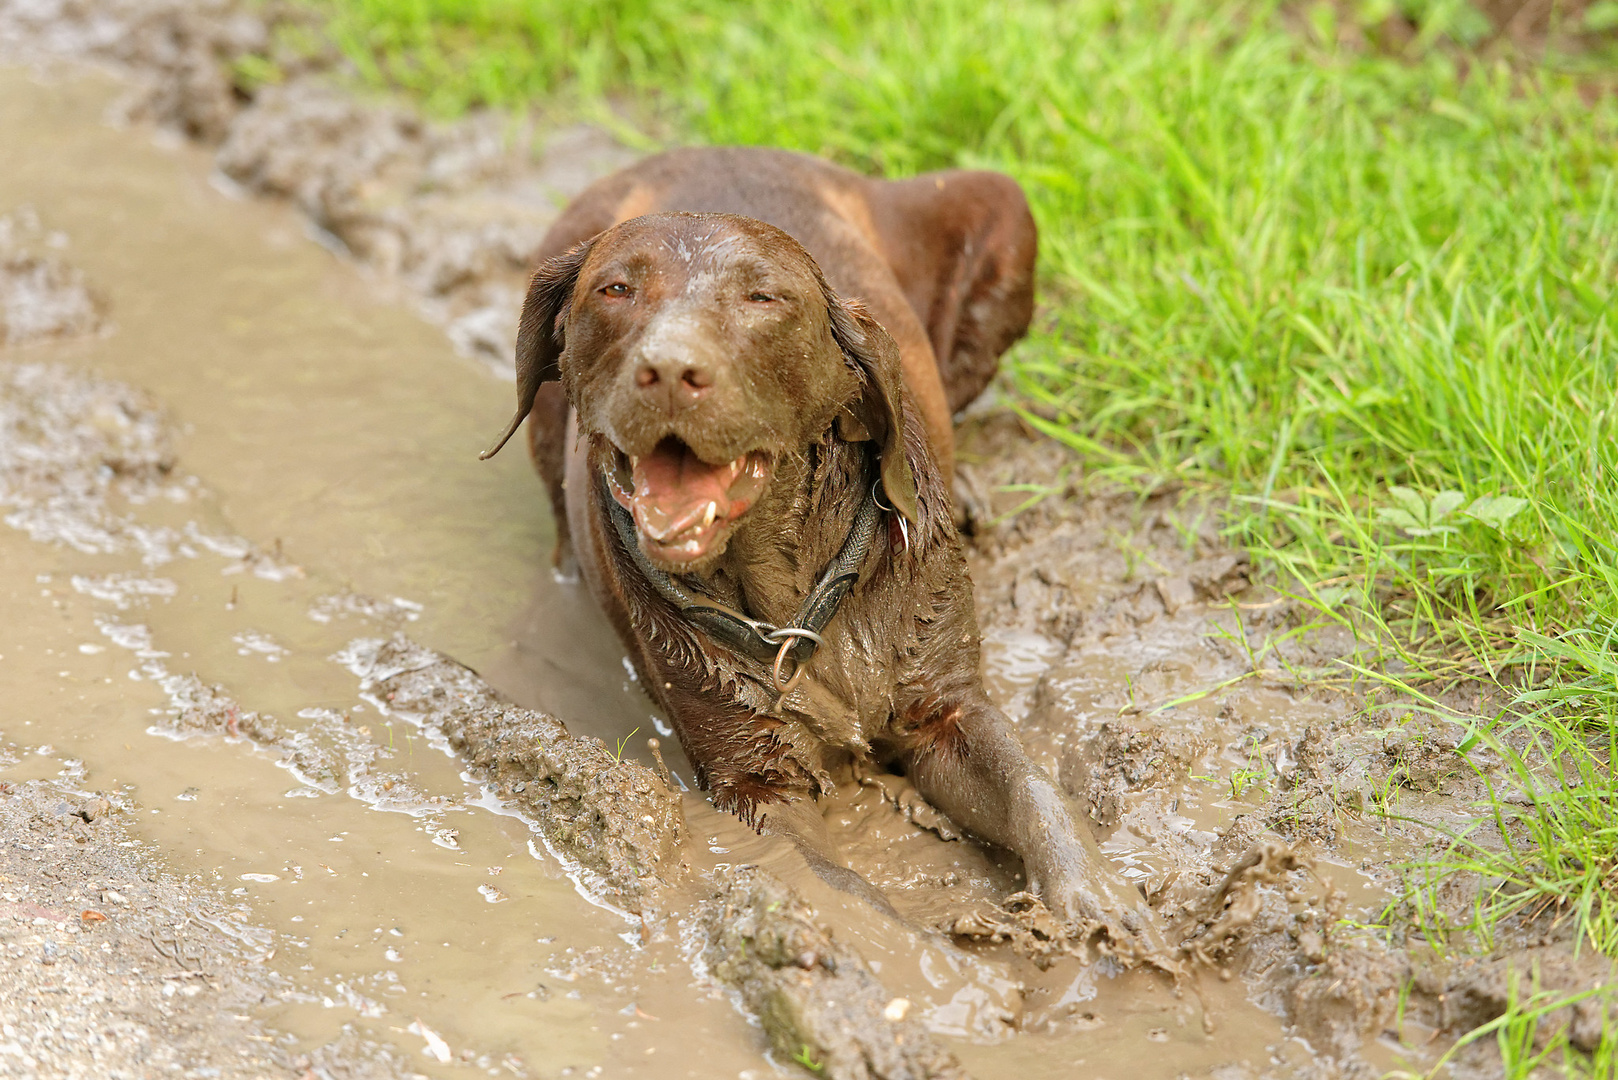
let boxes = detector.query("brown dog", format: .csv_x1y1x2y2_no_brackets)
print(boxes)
483,148,1149,933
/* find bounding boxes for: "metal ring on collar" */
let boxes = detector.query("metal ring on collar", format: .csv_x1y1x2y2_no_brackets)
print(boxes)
771,636,807,698
763,626,827,648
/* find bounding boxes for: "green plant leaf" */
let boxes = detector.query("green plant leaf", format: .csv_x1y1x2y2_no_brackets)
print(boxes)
1463,495,1529,531
1428,490,1465,522
1387,486,1429,526
1376,506,1423,532
1586,0,1618,32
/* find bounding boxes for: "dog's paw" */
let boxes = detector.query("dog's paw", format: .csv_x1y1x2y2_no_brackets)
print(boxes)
1033,867,1164,957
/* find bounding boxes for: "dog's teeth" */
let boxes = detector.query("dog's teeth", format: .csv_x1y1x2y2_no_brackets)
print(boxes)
702,501,718,528
630,455,640,468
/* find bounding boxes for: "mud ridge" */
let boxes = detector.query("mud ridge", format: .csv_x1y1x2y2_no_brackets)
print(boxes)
338,633,687,915
696,866,969,1080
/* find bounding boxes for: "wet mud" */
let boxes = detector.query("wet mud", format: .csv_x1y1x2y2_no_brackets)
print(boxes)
951,417,1617,1076
0,780,418,1079
696,867,968,1080
340,634,686,913
1,2,1614,1078
0,0,633,376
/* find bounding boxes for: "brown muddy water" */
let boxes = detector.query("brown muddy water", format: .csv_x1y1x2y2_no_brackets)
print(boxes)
0,64,1447,1079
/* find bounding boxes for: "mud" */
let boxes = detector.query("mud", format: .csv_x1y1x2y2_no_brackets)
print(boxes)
0,207,105,346
340,634,686,914
953,415,1618,1073
0,0,633,375
0,780,421,1080
0,59,959,1075
696,867,967,1080
0,347,998,1076
1,1,1615,1077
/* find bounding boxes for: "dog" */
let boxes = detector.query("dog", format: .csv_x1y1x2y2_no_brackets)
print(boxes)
482,147,1151,934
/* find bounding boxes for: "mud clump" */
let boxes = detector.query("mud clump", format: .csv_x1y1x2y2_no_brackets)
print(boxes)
698,866,969,1080
0,0,293,141
941,892,1094,970
0,360,303,573
1277,940,1408,1068
340,634,686,914
0,361,174,556
1062,720,1213,828
1423,949,1618,1059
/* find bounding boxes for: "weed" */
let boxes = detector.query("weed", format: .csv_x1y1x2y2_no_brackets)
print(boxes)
1230,732,1271,800
791,1043,825,1073
613,726,640,763
1394,701,1618,958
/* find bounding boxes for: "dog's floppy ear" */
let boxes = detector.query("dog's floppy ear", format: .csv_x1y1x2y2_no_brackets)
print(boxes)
825,288,918,523
480,237,597,460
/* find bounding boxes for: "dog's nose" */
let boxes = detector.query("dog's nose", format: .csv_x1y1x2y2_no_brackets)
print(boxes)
633,353,714,412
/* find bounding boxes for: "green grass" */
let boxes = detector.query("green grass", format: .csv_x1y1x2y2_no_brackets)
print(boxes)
1391,969,1617,1079
1391,696,1618,957
305,0,1618,964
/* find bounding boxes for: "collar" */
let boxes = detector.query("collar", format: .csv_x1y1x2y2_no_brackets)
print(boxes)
604,454,884,675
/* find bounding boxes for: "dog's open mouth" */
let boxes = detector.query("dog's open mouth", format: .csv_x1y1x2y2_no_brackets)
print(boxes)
605,436,772,567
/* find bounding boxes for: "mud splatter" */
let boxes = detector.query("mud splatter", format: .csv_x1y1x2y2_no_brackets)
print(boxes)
0,206,105,346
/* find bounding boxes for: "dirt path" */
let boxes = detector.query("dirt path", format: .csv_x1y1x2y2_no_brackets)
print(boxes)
1,3,1613,1078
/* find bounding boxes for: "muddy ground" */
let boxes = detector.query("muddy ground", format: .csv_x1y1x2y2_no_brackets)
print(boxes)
1,2,1613,1078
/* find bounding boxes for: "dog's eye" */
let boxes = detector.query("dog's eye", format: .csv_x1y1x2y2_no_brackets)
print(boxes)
747,292,775,303
600,282,631,298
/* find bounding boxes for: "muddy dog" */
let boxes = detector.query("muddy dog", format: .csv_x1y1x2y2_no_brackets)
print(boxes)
483,147,1151,935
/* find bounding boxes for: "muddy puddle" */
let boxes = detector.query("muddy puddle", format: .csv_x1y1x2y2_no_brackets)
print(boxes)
5,54,1592,1080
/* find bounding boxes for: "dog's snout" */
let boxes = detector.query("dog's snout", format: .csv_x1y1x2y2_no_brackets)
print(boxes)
630,335,720,413
631,354,715,409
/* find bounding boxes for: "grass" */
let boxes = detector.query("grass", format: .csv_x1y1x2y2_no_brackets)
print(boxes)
1390,968,1618,1079
1389,694,1618,956
304,0,1618,970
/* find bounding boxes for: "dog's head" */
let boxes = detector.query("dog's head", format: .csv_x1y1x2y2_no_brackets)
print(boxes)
484,212,916,572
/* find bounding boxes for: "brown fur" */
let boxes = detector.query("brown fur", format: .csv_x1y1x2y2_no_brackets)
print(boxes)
487,148,1150,931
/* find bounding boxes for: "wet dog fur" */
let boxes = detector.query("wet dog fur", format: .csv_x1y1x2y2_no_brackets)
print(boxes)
485,147,1149,930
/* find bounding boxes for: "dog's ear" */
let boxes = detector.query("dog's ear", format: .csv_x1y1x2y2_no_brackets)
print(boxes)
480,237,596,460
825,289,918,523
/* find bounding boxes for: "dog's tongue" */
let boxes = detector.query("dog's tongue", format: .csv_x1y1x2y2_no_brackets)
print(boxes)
630,440,732,542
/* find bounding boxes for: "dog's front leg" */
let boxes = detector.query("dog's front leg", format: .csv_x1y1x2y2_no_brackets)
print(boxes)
901,690,1165,948
670,696,907,922
750,797,906,922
